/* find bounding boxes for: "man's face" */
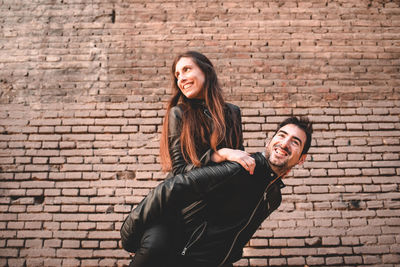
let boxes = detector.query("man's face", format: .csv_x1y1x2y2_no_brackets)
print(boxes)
266,124,307,174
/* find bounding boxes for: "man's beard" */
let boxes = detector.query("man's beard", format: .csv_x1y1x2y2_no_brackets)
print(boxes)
266,145,291,173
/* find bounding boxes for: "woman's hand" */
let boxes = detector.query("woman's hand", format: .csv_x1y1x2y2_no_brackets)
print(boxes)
211,148,256,175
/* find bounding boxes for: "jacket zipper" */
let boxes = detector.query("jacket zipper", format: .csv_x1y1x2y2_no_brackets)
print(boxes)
181,221,208,256
182,201,206,223
203,108,212,119
218,175,281,266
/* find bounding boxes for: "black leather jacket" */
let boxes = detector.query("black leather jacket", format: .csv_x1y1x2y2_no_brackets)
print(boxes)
167,101,244,176
120,153,285,266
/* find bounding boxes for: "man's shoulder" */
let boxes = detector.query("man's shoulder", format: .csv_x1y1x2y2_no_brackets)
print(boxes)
252,152,267,166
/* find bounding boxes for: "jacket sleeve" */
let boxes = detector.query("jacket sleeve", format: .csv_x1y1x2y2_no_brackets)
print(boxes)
120,158,249,253
168,106,213,175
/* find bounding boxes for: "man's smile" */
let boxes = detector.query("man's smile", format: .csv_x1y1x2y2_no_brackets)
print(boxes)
273,145,290,157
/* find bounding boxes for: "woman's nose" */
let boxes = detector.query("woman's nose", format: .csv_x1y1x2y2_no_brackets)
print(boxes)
177,75,187,86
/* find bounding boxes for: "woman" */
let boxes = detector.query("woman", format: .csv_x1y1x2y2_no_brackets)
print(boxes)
126,51,255,267
160,50,255,176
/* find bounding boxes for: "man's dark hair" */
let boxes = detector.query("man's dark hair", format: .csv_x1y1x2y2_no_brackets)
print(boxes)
276,116,313,155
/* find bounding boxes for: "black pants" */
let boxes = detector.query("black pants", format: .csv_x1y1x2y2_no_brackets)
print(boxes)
128,223,233,267
128,223,180,267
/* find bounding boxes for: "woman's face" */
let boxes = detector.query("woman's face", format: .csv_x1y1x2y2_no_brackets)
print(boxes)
174,57,205,99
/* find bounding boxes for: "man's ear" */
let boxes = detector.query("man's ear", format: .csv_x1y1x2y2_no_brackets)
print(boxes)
297,154,307,165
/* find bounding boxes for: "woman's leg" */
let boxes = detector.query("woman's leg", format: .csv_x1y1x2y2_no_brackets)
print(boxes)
128,223,179,267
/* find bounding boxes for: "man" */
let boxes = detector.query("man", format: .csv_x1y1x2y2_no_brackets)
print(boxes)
121,116,313,267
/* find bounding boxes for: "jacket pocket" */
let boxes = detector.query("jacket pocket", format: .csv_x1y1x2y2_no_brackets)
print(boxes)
181,221,207,256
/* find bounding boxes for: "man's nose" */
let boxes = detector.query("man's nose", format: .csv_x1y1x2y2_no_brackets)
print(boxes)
280,138,290,148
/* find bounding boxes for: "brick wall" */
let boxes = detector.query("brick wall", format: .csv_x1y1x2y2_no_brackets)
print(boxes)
0,0,399,266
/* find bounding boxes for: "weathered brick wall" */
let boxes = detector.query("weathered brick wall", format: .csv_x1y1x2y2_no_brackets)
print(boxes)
1,0,399,266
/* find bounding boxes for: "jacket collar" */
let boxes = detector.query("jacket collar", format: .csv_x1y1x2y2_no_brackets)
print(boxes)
255,152,286,188
186,98,206,107
185,98,213,119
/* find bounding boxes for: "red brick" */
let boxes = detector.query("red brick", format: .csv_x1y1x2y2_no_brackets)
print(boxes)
44,239,62,248
248,258,267,266
78,222,96,230
60,222,78,230
57,249,93,258
287,257,306,266
17,230,52,239
81,259,99,266
17,213,52,221
92,249,132,258
305,256,324,266
268,258,287,266
24,221,42,229
62,240,80,249
44,259,63,266
99,241,117,249
81,240,99,248
95,118,128,125
7,239,24,248
53,214,88,222
98,259,117,266
326,256,344,265
87,231,120,240
383,254,400,263
61,258,80,266
88,213,123,222
0,229,15,239
20,248,56,257
273,228,309,238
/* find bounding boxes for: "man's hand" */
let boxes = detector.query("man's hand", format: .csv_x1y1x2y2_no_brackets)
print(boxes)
211,148,256,175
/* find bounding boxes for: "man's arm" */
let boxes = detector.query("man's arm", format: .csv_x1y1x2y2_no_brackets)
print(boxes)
120,159,246,252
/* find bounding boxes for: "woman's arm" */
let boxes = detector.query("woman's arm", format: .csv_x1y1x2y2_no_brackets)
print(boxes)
211,148,256,175
211,104,256,175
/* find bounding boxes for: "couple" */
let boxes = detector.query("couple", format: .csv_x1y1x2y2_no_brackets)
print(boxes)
121,51,313,267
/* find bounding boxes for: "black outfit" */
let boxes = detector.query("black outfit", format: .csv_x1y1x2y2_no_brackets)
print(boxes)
123,100,244,266
121,153,285,267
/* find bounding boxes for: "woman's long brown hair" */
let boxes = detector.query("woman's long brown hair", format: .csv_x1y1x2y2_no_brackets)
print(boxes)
160,51,241,172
